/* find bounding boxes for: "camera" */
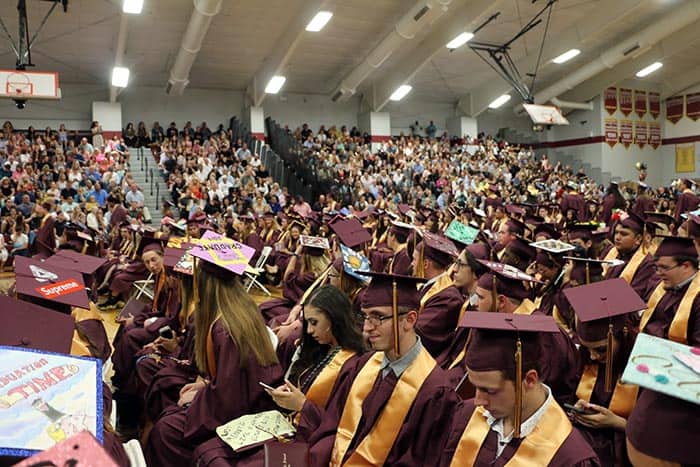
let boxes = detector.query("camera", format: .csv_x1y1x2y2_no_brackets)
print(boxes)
158,326,174,340
13,99,26,109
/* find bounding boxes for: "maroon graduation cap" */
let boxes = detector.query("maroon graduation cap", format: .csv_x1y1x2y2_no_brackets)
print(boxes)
0,295,74,354
13,256,90,310
44,250,108,277
329,217,372,248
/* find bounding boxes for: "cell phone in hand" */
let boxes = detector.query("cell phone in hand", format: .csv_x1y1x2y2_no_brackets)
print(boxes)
259,381,276,391
158,325,174,340
563,403,597,415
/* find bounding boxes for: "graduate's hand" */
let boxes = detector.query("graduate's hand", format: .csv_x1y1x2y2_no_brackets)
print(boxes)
274,320,301,342
265,380,306,412
116,313,134,327
572,401,626,431
178,387,198,407
283,304,302,325
179,379,207,400
154,335,178,354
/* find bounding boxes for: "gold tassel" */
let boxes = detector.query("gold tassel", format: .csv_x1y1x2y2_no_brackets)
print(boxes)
192,257,199,306
585,262,591,285
641,225,647,254
392,279,400,357
491,274,498,313
514,338,523,439
415,243,425,279
605,322,614,392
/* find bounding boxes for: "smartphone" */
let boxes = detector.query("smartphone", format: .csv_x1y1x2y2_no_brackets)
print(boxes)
158,326,174,340
259,381,276,391
563,403,596,415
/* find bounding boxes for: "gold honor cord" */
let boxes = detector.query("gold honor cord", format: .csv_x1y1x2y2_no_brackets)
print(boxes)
514,338,523,439
605,322,614,392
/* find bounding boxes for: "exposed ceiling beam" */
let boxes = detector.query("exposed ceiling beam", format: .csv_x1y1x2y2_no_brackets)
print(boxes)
661,63,700,99
246,0,325,107
464,0,649,116
370,0,500,112
109,12,129,103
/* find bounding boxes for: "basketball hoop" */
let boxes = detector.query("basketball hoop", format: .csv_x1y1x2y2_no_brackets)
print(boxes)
6,72,34,98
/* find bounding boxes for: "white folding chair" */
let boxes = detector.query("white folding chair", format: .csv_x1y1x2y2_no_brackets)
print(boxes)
133,272,154,300
244,246,272,296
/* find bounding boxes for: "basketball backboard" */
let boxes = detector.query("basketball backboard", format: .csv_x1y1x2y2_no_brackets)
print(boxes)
523,103,569,125
0,70,60,100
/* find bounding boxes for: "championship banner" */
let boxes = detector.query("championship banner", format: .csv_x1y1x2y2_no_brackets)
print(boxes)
604,118,618,148
675,144,695,173
634,90,647,118
620,120,633,148
604,87,618,115
686,92,700,121
649,92,660,119
634,121,648,149
619,88,633,116
0,347,102,457
649,122,661,149
666,95,684,124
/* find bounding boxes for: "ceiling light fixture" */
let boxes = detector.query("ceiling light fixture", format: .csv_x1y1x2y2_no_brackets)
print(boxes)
552,48,581,64
111,66,130,88
446,32,474,50
265,75,286,94
636,62,663,78
306,11,333,32
122,0,144,14
488,94,511,109
389,85,412,101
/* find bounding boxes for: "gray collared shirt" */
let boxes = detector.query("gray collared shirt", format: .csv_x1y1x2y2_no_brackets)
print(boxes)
380,337,423,378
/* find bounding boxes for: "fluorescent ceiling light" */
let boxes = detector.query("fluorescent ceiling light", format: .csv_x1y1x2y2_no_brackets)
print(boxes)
111,66,130,88
389,85,412,101
552,48,580,64
265,75,286,94
488,94,511,109
122,0,144,14
306,11,333,32
636,62,663,78
446,32,474,49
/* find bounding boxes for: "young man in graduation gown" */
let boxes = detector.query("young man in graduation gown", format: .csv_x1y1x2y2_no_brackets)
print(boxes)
439,312,600,467
626,237,700,466
295,272,460,466
32,200,56,258
412,232,465,357
603,212,660,302
673,178,699,222
382,220,413,275
560,180,587,221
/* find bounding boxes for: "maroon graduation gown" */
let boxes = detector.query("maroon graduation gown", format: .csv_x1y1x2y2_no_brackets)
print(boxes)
604,250,660,303
416,282,465,357
259,264,315,323
601,194,619,226
673,190,699,222
626,282,700,465
560,192,586,221
438,399,600,467
33,215,56,259
296,351,460,466
109,260,149,297
144,320,284,467
369,247,393,273
631,195,655,218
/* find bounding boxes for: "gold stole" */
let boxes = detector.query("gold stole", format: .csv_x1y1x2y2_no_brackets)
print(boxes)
601,247,618,276
305,349,356,409
604,247,646,284
457,299,470,325
419,274,455,312
264,228,278,243
40,214,50,229
639,274,700,344
330,348,436,466
69,303,104,357
449,401,572,467
576,364,638,418
552,306,573,336
152,272,166,314
387,244,407,274
512,299,537,315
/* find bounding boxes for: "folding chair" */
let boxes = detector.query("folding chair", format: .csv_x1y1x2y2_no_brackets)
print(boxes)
244,246,272,295
133,272,154,300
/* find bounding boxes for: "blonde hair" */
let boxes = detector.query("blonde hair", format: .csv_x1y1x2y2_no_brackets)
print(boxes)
302,252,331,276
194,268,278,373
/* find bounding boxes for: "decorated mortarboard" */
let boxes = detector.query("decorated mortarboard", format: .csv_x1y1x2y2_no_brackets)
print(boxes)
654,236,698,259
621,333,700,405
12,431,118,467
188,211,207,225
444,219,479,246
44,250,107,276
339,244,371,283
329,218,372,248
163,246,191,272
473,208,487,218
461,312,560,438
299,235,330,256
190,230,256,278
0,295,74,354
530,239,576,254
533,223,560,240
476,260,540,306
14,256,90,310
173,250,194,276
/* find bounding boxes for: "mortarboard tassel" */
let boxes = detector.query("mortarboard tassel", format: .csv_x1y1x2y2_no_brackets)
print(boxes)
491,274,498,313
192,257,199,306
585,262,591,285
514,338,523,439
392,279,400,357
605,322,614,392
416,243,425,279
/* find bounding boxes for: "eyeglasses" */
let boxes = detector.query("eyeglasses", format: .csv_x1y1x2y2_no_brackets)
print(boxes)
654,263,681,273
453,259,470,270
356,311,408,327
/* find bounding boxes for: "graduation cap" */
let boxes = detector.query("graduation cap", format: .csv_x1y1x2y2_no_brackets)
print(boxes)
329,217,372,248
566,222,599,242
687,214,700,239
188,211,207,225
358,272,428,356
533,223,560,240
389,220,413,242
505,204,525,217
617,212,651,235
444,220,479,247
416,231,460,273
461,312,560,438
476,260,540,310
531,239,575,269
504,236,536,264
644,212,675,236
14,256,90,310
12,431,119,467
0,295,74,353
466,242,492,261
654,236,698,259
339,244,370,283
45,250,107,278
299,235,330,256
136,235,167,257
163,246,190,271
506,218,529,238
190,230,256,279
564,278,646,391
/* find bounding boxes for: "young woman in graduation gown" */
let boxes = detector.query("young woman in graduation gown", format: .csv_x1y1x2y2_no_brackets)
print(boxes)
194,285,366,466
144,257,283,467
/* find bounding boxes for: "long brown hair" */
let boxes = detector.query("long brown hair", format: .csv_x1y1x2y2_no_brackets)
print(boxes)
194,268,278,372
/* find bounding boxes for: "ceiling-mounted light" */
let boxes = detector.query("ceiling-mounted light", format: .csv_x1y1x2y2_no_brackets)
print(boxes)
306,11,333,32
636,62,663,78
552,48,580,64
122,0,144,14
111,67,130,88
265,76,286,94
389,85,412,101
488,94,511,109
446,32,474,50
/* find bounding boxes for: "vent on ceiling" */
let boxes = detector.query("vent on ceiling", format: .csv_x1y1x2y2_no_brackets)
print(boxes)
331,90,343,102
413,5,430,22
623,43,640,56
